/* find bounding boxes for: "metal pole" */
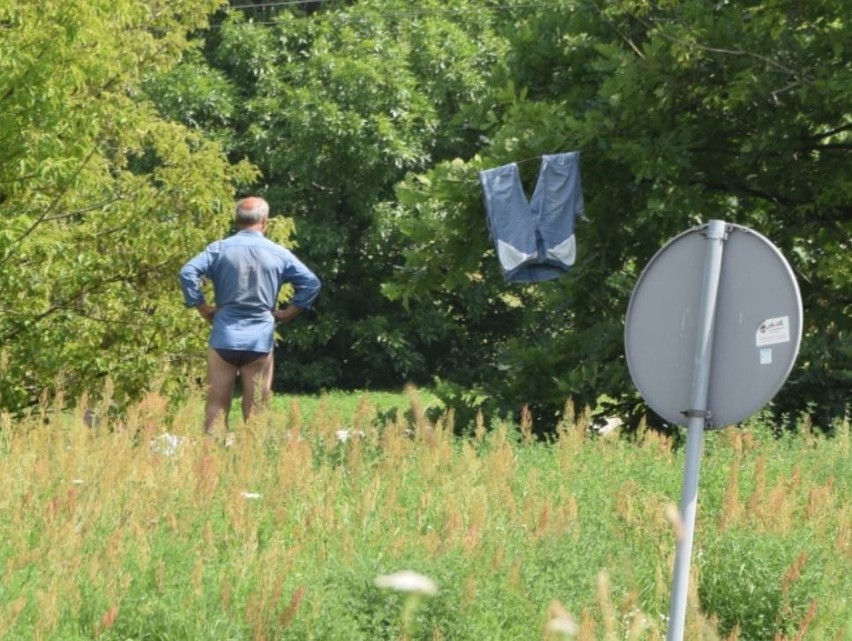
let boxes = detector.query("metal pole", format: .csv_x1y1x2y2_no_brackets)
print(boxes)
666,219,728,641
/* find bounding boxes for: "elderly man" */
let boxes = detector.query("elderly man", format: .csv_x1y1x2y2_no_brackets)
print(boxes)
179,197,321,437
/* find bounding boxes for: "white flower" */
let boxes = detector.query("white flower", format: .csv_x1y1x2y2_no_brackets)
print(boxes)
546,600,578,638
545,615,579,637
374,571,439,596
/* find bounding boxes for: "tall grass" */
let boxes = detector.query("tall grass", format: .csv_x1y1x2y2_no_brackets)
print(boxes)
0,388,848,640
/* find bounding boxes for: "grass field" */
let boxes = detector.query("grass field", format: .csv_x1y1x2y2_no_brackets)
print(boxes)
0,387,849,640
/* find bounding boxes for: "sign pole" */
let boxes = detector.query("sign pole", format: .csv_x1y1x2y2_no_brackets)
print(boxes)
666,220,728,641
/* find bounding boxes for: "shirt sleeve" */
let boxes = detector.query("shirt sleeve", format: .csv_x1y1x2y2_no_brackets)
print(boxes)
179,243,217,308
283,254,321,310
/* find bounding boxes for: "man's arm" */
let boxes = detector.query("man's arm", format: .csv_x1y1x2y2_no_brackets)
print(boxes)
195,302,219,323
179,244,219,320
281,255,321,311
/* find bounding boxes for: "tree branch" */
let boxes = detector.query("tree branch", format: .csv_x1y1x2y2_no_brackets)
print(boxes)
0,146,98,267
42,196,128,222
0,255,178,341
633,13,811,84
590,0,646,60
702,180,798,207
811,123,852,141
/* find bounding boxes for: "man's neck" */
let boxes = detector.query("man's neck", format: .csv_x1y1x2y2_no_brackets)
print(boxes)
237,222,265,233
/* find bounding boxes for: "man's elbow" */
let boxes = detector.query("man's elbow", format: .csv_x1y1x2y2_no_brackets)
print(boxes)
298,279,321,310
178,265,193,287
306,274,322,298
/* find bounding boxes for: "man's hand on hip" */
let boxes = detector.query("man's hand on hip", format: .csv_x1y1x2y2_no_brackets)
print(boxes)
273,304,303,324
195,302,218,323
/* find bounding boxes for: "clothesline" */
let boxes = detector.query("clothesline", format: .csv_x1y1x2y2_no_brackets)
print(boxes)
447,150,580,184
513,154,550,166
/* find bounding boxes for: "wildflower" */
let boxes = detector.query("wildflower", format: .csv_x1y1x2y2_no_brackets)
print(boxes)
376,571,438,639
374,571,439,596
545,615,579,638
545,600,578,639
665,502,685,541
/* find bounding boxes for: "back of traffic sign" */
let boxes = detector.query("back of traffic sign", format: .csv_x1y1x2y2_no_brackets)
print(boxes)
624,223,802,428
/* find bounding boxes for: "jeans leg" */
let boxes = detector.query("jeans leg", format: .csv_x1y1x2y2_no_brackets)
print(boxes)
480,163,537,278
530,152,584,269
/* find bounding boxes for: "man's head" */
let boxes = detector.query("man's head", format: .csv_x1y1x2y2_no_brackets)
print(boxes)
235,197,270,228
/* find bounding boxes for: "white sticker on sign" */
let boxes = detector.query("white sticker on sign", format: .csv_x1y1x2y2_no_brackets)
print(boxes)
756,316,791,347
760,348,772,365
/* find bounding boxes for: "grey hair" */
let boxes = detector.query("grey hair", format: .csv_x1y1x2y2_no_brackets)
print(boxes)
235,197,270,225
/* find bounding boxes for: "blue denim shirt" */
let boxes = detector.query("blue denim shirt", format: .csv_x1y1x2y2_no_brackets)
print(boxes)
179,230,321,351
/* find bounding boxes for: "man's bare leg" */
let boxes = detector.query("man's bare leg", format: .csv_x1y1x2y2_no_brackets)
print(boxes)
239,351,274,423
204,348,238,436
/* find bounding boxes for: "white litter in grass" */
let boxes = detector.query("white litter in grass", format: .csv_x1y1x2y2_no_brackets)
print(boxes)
72,479,85,485
374,571,438,596
150,433,186,456
336,429,365,443
599,416,623,434
241,492,262,500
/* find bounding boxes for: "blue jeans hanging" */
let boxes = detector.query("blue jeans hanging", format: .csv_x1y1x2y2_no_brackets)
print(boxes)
480,152,584,283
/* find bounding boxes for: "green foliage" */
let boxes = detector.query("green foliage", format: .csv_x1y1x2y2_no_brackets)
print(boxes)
0,0,256,413
154,1,512,392
3,0,848,427
384,0,851,428
699,533,825,640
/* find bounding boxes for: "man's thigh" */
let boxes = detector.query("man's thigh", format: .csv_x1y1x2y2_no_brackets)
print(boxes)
239,351,274,403
207,348,239,404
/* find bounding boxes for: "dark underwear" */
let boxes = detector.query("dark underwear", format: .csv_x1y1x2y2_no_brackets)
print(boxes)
215,348,269,368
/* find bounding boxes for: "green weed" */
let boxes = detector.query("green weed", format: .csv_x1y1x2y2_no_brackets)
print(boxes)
0,390,848,640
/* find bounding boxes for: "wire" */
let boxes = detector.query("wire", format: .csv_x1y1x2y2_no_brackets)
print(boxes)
227,0,566,11
220,0,573,26
227,0,337,10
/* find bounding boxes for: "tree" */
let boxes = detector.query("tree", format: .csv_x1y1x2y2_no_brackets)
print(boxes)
152,1,512,392
0,0,256,413
386,0,851,429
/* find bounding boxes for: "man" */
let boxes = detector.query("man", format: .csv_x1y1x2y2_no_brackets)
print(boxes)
179,196,321,437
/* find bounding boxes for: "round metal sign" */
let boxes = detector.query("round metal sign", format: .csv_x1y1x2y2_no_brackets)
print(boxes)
624,223,802,428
